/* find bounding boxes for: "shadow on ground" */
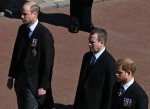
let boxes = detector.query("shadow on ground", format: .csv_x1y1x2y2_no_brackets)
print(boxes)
54,103,72,109
4,11,70,29
39,12,70,28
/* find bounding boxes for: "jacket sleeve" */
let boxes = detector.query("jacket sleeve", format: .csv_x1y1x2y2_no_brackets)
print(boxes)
136,90,148,109
73,53,89,109
39,29,55,89
8,26,23,78
100,56,116,109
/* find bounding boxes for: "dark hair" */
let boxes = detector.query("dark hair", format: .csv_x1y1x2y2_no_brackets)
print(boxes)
90,27,107,44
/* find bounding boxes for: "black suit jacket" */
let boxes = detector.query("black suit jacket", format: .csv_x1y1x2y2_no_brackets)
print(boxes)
111,81,148,109
8,22,54,107
73,50,116,109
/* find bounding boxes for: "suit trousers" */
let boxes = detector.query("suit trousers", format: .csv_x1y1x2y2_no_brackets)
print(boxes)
77,92,88,109
15,72,38,109
70,0,93,25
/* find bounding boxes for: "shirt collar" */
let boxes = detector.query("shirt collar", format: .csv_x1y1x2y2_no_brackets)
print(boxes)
28,20,38,32
93,47,105,60
123,78,134,91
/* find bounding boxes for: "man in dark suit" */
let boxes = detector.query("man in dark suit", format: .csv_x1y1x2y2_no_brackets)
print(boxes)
68,0,94,33
73,28,116,109
111,58,148,109
7,1,54,109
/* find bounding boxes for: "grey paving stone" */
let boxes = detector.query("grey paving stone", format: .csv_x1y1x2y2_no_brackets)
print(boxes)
54,1,70,8
38,1,57,10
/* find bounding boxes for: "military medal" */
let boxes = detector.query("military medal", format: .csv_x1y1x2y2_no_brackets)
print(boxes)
123,98,132,107
31,38,38,56
32,48,37,56
31,38,38,47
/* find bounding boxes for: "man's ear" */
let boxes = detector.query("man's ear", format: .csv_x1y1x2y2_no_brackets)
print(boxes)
33,11,37,16
100,41,104,44
126,70,132,76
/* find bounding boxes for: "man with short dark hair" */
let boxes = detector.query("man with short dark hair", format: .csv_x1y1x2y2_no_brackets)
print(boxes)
73,28,116,109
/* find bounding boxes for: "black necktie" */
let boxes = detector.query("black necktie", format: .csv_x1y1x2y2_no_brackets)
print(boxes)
118,85,125,96
90,55,96,65
83,55,96,84
27,27,31,38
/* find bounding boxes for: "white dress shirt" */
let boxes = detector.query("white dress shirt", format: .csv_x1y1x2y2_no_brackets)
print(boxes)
94,47,105,62
28,20,38,38
123,78,134,91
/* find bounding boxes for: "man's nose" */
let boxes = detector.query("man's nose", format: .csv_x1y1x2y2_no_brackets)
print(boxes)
21,14,24,18
116,73,119,76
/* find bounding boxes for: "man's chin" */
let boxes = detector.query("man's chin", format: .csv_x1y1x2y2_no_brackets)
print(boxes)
90,50,94,52
89,49,94,52
116,79,121,82
22,21,27,24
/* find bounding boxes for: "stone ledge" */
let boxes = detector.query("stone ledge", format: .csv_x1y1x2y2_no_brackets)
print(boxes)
0,0,110,17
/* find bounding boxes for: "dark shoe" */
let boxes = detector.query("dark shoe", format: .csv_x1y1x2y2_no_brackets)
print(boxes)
68,24,79,33
68,16,80,33
80,24,94,32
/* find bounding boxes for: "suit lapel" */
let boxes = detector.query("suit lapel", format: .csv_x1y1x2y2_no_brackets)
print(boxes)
17,25,29,59
28,23,41,51
30,23,40,40
80,52,93,84
90,50,107,70
122,81,136,96
116,81,136,108
82,50,108,83
84,53,93,72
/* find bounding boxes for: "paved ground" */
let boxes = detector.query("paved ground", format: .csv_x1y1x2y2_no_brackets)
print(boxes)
0,0,150,108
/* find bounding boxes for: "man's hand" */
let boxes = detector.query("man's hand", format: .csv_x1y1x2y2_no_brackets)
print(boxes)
7,78,13,89
38,88,46,96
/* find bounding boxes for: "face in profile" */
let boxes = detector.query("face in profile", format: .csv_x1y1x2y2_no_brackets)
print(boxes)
21,4,36,25
88,33,103,53
116,65,128,83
